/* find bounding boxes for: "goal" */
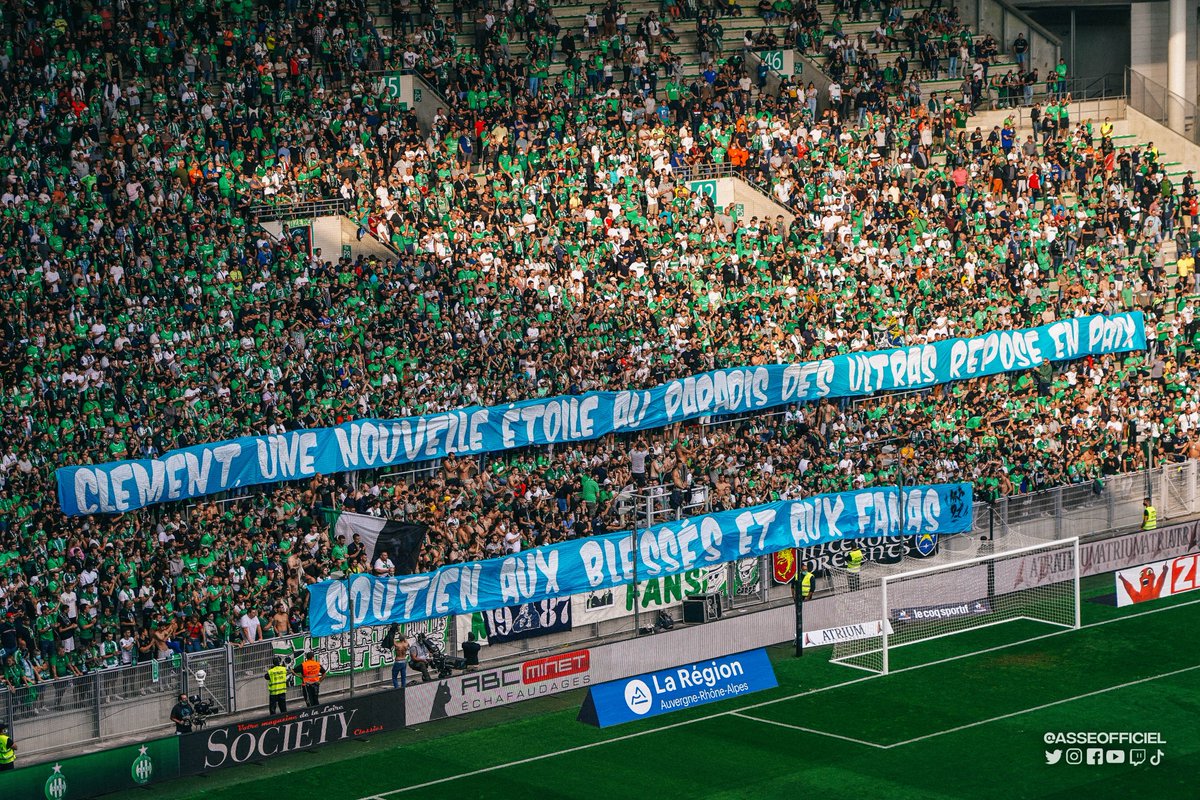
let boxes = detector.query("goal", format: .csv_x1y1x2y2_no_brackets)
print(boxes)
828,538,1080,674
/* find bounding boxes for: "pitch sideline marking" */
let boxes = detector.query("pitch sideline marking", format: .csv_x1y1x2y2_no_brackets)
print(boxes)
734,662,1200,750
359,595,1200,798
359,675,881,797
729,711,889,748
878,662,1200,748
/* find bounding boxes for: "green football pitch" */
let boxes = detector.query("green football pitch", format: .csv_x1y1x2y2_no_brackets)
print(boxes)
115,575,1200,800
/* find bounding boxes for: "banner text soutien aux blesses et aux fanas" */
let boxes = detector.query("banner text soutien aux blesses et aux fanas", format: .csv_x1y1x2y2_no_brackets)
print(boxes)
56,312,1143,515
305,482,973,635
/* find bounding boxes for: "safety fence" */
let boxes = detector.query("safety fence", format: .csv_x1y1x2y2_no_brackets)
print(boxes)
3,461,1196,761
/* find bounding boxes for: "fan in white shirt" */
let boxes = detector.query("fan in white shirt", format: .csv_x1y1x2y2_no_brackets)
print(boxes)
374,553,396,576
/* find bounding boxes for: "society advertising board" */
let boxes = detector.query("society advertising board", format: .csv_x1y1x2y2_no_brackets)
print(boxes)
577,649,778,727
1114,551,1200,606
58,313,1144,514
178,690,405,772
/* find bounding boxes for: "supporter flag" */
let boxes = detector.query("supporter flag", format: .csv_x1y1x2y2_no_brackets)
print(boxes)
329,510,427,575
773,550,797,584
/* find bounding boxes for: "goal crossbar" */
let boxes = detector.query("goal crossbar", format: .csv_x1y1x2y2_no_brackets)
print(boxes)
829,537,1081,675
881,536,1082,583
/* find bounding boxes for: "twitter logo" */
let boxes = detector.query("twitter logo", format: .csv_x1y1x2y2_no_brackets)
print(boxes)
1045,750,1063,765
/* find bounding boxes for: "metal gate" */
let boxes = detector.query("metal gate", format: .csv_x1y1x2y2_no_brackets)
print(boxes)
183,648,235,715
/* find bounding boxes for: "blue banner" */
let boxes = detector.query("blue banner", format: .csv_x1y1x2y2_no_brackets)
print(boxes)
578,649,778,727
481,598,573,644
305,482,973,635
56,312,1144,515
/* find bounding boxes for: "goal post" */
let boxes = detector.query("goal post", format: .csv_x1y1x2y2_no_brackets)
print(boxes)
829,537,1081,674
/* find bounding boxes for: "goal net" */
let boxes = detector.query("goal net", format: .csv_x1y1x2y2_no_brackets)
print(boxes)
828,538,1080,674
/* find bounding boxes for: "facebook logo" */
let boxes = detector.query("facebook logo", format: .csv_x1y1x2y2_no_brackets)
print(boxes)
1086,748,1104,765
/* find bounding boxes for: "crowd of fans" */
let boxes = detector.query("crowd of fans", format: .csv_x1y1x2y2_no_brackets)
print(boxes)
0,0,1198,706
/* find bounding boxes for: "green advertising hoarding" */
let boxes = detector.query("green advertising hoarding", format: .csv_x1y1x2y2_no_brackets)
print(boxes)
4,736,179,799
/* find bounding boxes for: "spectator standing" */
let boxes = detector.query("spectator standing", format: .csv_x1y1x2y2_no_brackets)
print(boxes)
239,609,263,645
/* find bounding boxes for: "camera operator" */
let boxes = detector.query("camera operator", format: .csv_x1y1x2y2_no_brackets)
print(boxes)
462,632,481,670
170,693,195,735
409,633,434,682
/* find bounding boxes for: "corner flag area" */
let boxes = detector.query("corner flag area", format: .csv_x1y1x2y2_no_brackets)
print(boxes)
115,575,1200,800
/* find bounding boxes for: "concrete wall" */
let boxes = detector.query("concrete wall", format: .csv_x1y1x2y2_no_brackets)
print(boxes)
410,74,450,133
729,178,796,227
333,215,399,262
961,0,1060,77
260,215,398,263
1024,5,1130,91
1131,0,1199,102
1121,105,1200,167
688,177,795,227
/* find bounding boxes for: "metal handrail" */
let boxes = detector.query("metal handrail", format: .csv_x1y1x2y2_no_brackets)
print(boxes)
247,198,351,222
1127,66,1199,143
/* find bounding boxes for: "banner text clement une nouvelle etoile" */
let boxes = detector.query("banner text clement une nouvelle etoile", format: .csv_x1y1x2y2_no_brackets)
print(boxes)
58,313,1143,515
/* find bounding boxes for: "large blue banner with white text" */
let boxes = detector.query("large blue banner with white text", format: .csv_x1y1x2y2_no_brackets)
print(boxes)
305,483,973,635
57,313,1143,515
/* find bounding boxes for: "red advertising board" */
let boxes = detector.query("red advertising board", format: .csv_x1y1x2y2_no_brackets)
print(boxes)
1115,552,1200,607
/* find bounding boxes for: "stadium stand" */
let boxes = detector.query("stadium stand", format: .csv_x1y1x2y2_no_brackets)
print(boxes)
0,0,1198,705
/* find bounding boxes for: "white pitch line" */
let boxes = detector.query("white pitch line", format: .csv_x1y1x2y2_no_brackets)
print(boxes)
358,595,1200,800
359,712,740,796
730,711,889,749
880,662,1200,749
360,673,883,798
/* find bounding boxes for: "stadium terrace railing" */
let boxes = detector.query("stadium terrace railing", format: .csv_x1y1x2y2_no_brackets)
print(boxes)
247,197,352,223
3,461,1196,762
1128,67,1200,145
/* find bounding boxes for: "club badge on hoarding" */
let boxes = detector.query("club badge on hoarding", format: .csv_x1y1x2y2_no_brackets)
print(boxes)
131,746,155,785
44,764,67,800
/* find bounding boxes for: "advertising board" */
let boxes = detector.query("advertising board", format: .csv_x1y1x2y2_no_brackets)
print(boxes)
577,649,777,728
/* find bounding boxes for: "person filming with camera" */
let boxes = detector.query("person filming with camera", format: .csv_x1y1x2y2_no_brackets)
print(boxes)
170,693,195,735
409,634,434,682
